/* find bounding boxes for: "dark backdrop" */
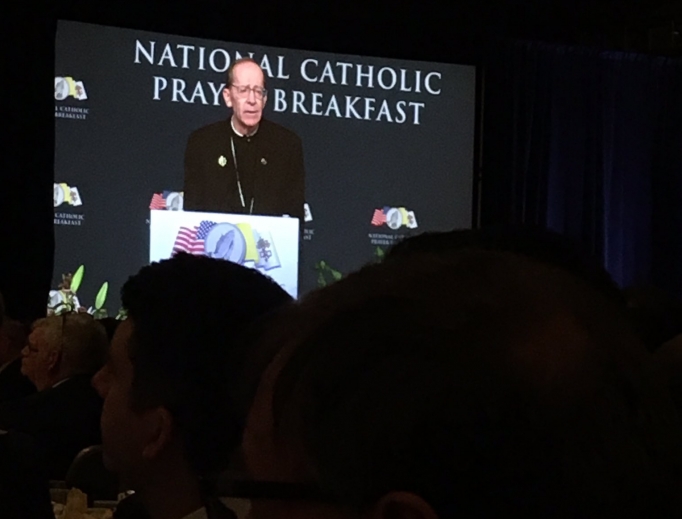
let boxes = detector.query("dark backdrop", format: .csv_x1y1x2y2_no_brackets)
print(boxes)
4,0,682,320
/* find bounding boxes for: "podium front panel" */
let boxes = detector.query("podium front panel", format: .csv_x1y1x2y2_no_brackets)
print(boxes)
150,210,299,297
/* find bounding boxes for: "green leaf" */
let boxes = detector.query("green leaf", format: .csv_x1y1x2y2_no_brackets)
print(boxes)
317,271,327,287
95,282,108,310
71,265,85,293
376,247,385,258
331,269,343,281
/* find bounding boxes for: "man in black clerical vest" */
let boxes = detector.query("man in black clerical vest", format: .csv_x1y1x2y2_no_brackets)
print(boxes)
183,58,305,222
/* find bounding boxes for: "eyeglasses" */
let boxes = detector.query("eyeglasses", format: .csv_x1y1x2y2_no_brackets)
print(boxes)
24,344,39,355
230,85,267,99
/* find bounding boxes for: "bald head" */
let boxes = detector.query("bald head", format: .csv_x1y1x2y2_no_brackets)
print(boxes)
242,250,682,518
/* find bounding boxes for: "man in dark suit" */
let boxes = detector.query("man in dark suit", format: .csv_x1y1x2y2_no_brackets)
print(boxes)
184,58,305,222
0,314,108,480
0,318,35,404
0,429,53,519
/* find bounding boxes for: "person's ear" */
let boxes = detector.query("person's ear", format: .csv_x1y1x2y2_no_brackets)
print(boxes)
142,407,174,460
262,93,267,109
223,88,233,108
368,492,439,519
47,348,61,373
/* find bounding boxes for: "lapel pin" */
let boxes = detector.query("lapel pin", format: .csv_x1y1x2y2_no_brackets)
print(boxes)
261,158,268,165
218,155,227,167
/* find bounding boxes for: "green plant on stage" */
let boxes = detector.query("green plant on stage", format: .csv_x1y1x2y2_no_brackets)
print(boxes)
314,260,343,288
92,282,109,319
48,265,111,318
51,265,85,315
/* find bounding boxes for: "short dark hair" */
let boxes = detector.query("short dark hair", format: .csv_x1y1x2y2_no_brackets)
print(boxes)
624,285,682,352
121,253,291,476
386,225,625,307
97,317,120,343
226,58,265,88
268,251,682,516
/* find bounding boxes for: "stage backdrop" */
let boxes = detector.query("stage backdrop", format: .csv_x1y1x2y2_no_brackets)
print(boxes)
53,20,476,313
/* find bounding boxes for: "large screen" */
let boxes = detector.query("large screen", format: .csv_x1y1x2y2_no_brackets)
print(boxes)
52,20,476,315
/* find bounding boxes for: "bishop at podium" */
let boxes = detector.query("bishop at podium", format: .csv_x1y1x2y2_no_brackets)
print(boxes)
183,58,306,222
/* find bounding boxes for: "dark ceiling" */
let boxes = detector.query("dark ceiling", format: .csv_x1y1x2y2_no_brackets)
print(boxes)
41,0,682,62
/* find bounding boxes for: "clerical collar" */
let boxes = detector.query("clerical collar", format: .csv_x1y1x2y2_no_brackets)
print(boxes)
231,118,259,138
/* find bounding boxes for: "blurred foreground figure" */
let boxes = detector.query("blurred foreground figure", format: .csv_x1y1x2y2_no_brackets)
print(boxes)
93,253,292,519
0,318,35,403
0,313,107,479
241,249,682,519
386,225,625,305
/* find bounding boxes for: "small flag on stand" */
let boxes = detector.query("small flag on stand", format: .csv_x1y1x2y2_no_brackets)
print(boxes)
150,193,167,210
371,208,387,226
171,221,216,255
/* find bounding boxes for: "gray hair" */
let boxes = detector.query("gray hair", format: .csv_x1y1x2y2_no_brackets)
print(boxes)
33,314,108,376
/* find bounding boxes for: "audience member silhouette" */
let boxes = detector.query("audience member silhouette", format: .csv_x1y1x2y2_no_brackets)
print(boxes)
0,318,35,403
386,225,625,306
99,317,122,343
0,428,53,519
93,253,292,519
0,313,107,479
240,249,682,518
624,285,682,352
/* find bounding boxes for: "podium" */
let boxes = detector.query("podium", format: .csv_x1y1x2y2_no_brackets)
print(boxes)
150,210,300,297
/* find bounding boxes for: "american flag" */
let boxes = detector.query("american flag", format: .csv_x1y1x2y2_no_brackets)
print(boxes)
371,208,387,226
172,221,216,255
149,193,166,210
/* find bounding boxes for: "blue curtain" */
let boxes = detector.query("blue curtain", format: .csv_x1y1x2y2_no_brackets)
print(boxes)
482,41,682,293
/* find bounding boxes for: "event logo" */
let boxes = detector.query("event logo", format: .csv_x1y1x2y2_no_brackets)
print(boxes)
54,182,82,207
369,206,417,248
54,182,84,226
150,191,184,211
55,76,90,120
371,206,418,230
55,76,88,101
303,202,314,242
171,220,280,271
